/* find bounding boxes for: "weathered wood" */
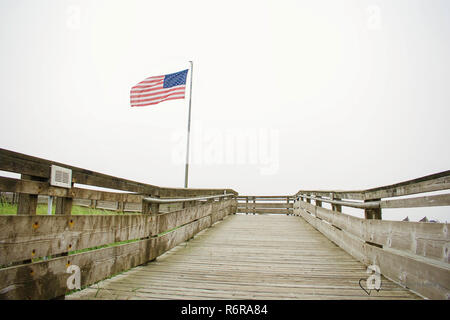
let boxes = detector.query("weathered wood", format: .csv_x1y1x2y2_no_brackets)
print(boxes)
0,215,159,265
298,208,449,300
0,237,158,300
157,200,234,234
68,215,419,300
364,199,381,219
0,148,237,198
0,199,235,299
297,200,450,263
237,203,293,208
55,197,72,215
16,175,43,216
0,176,145,203
380,194,450,208
238,208,294,214
296,171,450,201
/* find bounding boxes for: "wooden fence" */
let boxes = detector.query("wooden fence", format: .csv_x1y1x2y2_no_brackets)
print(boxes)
293,171,450,300
0,148,238,299
236,195,294,215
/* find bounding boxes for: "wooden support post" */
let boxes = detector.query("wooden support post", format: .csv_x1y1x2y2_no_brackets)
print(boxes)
330,193,342,212
90,199,97,209
364,199,382,219
147,195,160,215
245,196,248,215
55,197,73,215
253,197,256,215
17,175,42,215
316,196,322,207
142,198,151,215
306,194,311,204
117,201,124,213
286,196,290,215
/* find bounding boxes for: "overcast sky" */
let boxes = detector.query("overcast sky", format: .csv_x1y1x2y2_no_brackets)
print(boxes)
0,0,449,221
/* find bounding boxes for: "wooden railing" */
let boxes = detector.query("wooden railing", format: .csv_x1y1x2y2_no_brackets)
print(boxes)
294,171,450,300
0,148,238,299
236,195,294,215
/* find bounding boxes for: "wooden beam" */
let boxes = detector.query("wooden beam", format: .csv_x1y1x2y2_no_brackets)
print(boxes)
381,194,450,208
0,215,159,265
364,199,381,219
17,175,44,216
298,209,450,300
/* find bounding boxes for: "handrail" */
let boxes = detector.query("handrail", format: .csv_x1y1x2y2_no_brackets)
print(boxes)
295,170,450,200
143,193,235,204
297,194,379,209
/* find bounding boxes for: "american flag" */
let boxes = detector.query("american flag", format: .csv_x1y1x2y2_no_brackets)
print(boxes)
130,69,189,107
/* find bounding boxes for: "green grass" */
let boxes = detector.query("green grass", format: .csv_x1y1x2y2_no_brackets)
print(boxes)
0,202,139,215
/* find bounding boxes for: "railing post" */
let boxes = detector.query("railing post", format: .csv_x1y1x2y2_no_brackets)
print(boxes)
286,196,290,215
253,196,256,215
364,198,382,219
142,196,160,215
117,201,124,213
315,196,322,207
330,193,342,212
55,197,73,215
306,194,311,204
245,196,248,215
17,175,43,215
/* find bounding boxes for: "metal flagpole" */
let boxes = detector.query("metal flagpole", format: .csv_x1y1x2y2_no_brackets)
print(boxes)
184,61,193,188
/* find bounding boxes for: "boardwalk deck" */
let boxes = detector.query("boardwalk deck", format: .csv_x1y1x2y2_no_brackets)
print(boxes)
66,214,420,300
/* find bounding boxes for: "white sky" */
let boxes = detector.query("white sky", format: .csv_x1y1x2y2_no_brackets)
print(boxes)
0,0,449,221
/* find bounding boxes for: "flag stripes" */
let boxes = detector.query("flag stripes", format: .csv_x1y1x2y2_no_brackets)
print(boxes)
130,69,188,107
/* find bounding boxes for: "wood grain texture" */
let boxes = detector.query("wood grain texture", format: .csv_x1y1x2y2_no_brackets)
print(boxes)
237,208,293,214
0,148,237,198
0,215,158,265
67,215,419,300
0,199,236,299
237,203,293,208
0,199,236,265
296,206,450,300
296,200,450,263
295,171,450,201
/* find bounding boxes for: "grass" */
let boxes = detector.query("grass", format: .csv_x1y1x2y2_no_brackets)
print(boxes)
0,202,139,215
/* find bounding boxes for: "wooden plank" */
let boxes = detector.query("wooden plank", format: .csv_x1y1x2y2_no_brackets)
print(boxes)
296,171,450,201
237,195,294,199
55,197,72,215
0,148,237,198
298,209,449,300
153,216,212,258
159,188,238,198
0,203,232,299
68,215,419,300
298,200,450,263
0,215,158,265
238,208,293,214
237,203,293,208
364,198,381,219
381,194,450,208
0,237,158,300
0,176,144,203
17,175,44,216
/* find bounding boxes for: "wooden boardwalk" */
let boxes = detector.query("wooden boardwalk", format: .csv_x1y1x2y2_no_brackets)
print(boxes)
66,214,420,300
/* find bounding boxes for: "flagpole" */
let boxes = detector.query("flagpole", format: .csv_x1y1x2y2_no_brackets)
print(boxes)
184,61,193,188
